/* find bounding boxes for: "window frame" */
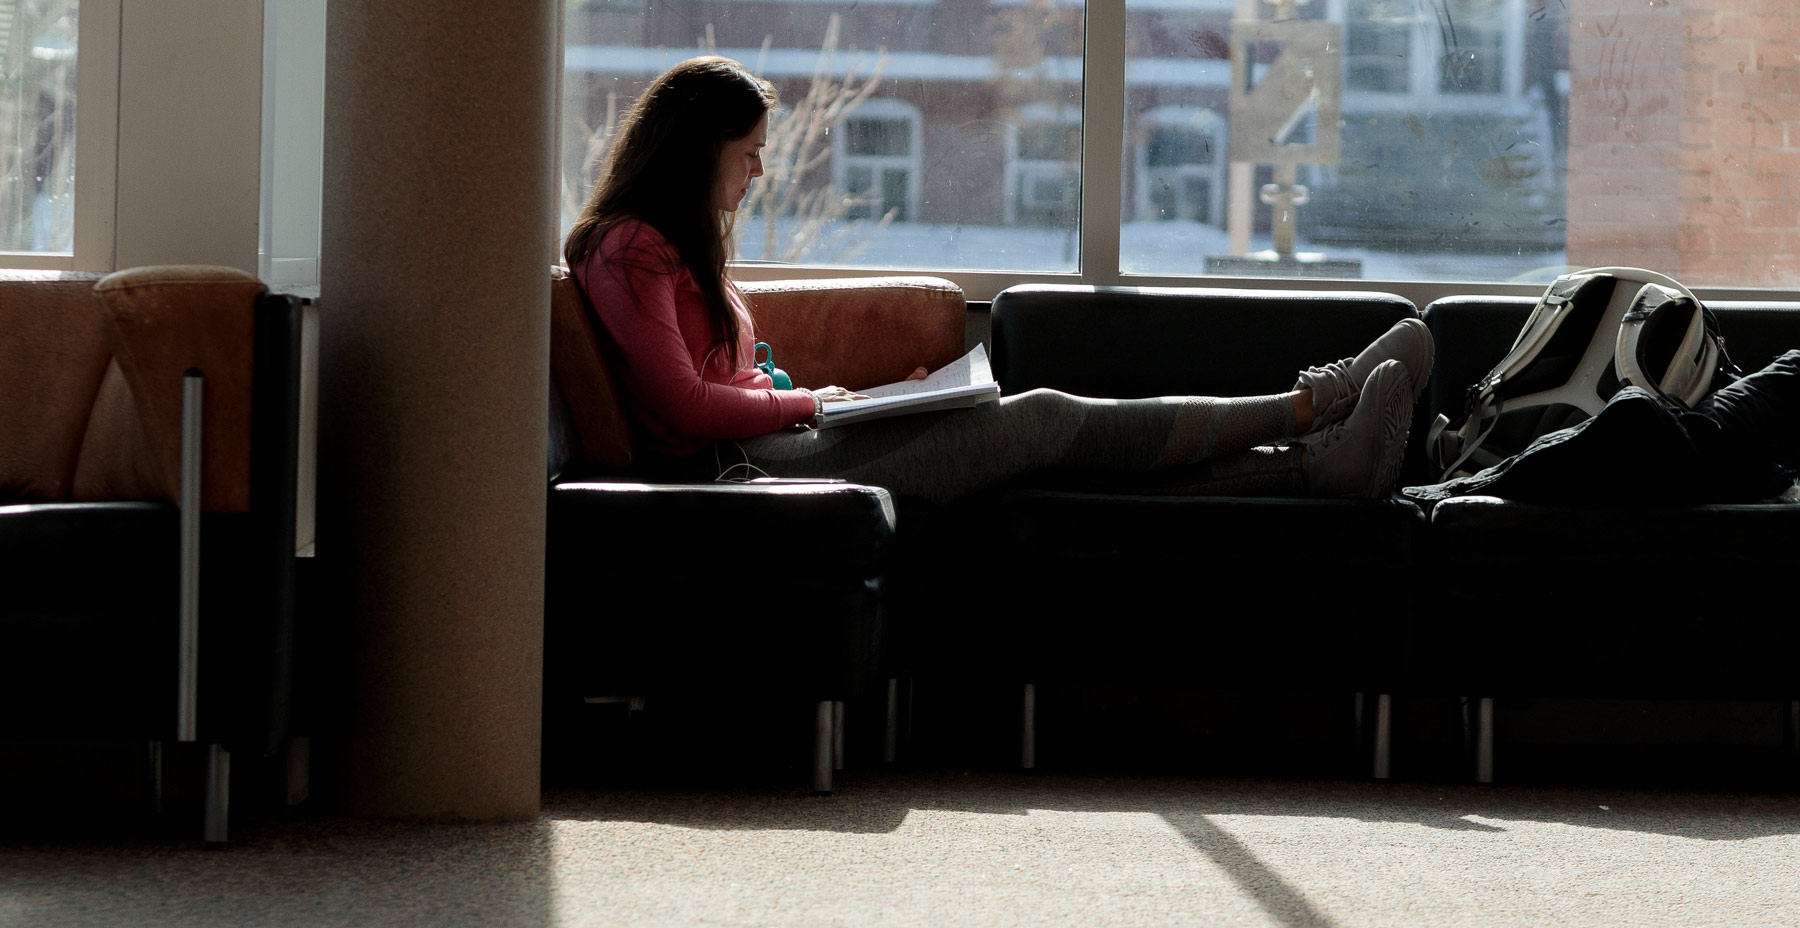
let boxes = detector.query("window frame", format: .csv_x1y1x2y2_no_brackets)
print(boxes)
0,0,119,272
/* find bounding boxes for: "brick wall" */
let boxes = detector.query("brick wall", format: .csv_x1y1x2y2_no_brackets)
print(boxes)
1568,0,1800,286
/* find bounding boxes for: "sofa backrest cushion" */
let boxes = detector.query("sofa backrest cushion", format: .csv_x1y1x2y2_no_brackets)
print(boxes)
546,271,968,472
548,265,636,472
991,284,1420,399
740,276,968,392
72,266,267,512
0,271,109,501
1422,295,1800,431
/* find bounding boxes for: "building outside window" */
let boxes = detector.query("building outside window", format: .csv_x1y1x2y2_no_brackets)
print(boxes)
1008,103,1080,227
1134,105,1226,226
834,99,921,223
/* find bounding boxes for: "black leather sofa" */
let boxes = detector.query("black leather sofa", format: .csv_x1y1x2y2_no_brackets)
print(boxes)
974,284,1428,776
0,267,314,844
1416,295,1800,782
538,273,966,794
540,275,1800,789
542,477,896,794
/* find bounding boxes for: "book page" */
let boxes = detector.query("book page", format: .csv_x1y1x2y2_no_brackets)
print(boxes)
856,344,994,400
814,344,1000,428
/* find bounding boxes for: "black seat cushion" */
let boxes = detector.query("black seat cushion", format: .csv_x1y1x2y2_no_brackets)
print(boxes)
0,502,261,740
996,490,1426,687
543,480,896,699
1426,495,1800,698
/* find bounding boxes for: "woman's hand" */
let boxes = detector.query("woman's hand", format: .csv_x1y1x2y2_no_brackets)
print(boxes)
812,385,869,403
906,366,929,381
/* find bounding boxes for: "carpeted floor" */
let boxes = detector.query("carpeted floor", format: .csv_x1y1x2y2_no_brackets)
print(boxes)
6,771,1800,927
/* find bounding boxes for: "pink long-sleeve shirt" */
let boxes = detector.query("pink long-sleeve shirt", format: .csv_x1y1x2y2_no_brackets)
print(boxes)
573,219,818,459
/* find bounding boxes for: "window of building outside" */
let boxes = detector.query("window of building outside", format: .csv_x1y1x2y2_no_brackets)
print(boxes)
1135,105,1225,225
0,0,78,257
834,99,921,223
550,0,1800,291
1009,103,1080,228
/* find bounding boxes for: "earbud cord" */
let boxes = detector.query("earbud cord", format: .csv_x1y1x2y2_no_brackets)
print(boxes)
714,441,770,482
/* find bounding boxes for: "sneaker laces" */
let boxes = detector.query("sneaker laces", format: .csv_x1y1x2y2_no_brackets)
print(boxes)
1298,362,1356,428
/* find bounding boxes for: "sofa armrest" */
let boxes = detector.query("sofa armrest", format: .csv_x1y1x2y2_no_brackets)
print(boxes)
739,276,967,392
75,266,269,512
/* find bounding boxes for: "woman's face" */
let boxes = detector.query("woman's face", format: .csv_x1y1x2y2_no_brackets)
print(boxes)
713,113,768,213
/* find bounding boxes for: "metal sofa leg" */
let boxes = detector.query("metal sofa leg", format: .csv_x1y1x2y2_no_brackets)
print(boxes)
812,701,834,795
1370,693,1392,781
285,736,311,806
1021,683,1037,770
884,678,900,764
146,741,165,815
204,743,230,848
833,701,846,772
1474,697,1495,785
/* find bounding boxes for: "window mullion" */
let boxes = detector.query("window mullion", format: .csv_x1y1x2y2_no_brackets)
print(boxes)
1079,1,1125,286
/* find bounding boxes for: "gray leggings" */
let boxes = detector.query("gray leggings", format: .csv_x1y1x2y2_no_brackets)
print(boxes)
717,388,1307,504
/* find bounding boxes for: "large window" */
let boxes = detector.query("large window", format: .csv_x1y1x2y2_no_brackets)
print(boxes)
0,0,78,256
557,0,1800,293
561,0,1085,273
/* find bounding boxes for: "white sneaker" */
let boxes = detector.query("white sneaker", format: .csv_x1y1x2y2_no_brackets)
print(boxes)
1300,359,1413,498
1296,318,1434,434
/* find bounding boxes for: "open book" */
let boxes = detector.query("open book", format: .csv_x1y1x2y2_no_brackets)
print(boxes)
817,344,1002,429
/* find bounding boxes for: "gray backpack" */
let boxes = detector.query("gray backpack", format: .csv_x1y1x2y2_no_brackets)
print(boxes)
1428,267,1738,481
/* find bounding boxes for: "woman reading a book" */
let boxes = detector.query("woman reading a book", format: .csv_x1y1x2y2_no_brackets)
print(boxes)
564,55,1437,504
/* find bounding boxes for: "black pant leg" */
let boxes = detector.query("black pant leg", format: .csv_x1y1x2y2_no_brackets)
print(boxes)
1685,348,1800,500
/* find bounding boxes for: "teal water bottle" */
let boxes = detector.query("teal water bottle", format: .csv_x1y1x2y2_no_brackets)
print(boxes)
754,342,792,389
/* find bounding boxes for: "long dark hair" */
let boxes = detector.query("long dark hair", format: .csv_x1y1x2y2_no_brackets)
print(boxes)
565,56,777,369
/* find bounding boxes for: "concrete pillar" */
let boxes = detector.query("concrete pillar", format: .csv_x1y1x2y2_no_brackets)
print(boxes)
317,0,556,820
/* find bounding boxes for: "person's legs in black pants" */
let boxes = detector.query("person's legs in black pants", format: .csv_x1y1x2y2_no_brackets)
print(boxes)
1683,349,1800,501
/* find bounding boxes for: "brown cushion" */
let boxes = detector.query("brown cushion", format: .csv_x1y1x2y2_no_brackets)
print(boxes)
76,266,267,512
739,276,967,391
548,265,635,471
70,360,166,504
0,271,110,501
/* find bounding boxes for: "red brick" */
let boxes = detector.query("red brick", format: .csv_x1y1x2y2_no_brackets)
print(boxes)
1687,39,1757,71
1744,97,1800,123
1622,197,1681,223
1682,13,1721,40
1705,170,1780,201
1750,149,1800,173
1715,14,1791,42
1612,12,1690,38
1681,117,1718,147
1750,204,1799,226
1713,224,1783,253
1678,225,1717,253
